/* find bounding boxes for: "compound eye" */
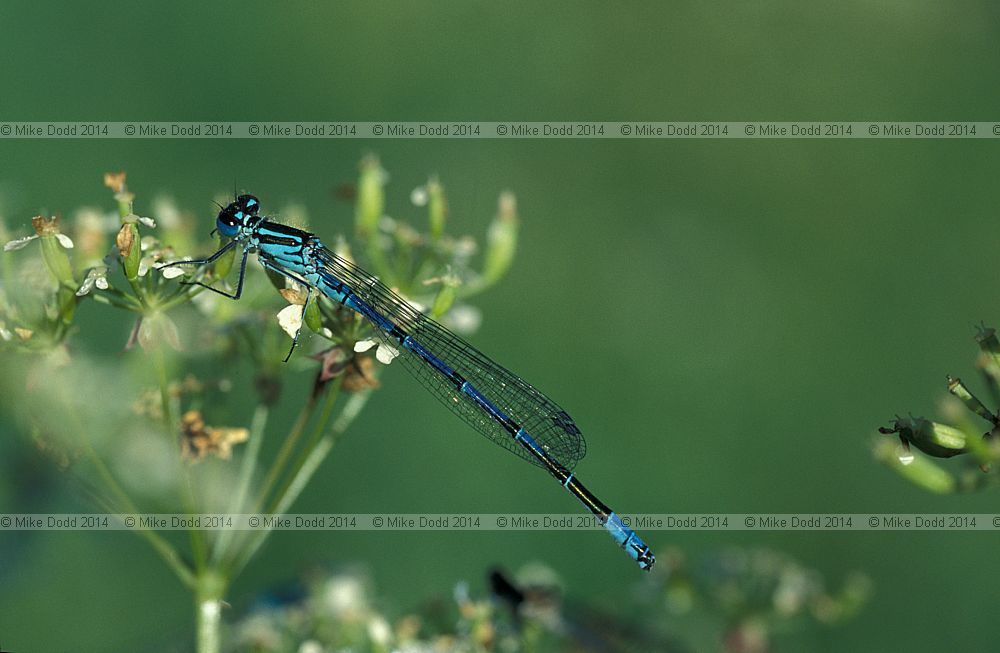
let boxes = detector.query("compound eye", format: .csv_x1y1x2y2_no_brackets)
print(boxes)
216,208,241,236
238,194,260,215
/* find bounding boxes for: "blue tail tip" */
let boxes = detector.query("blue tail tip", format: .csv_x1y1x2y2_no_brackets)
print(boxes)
634,543,656,570
604,512,655,570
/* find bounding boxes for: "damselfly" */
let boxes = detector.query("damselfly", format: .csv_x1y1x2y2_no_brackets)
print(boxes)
160,195,655,570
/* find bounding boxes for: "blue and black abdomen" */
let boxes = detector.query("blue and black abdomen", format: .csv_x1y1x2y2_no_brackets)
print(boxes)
314,248,654,569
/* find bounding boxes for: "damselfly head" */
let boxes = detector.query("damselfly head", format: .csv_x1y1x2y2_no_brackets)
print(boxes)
216,194,260,237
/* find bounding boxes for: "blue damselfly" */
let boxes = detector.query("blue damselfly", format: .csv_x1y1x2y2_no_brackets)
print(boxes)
161,195,655,570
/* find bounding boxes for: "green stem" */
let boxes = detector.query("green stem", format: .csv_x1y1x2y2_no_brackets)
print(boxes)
89,291,141,311
210,404,269,565
184,474,209,573
252,393,318,513
158,276,214,312
266,376,344,513
66,412,195,587
225,389,372,579
153,346,175,428
195,569,227,653
152,345,208,572
364,236,398,290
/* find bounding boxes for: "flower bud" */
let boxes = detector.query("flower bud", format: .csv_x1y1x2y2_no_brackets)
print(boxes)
116,222,141,280
427,176,447,240
211,233,236,279
873,437,956,493
304,300,322,333
355,154,386,238
879,415,968,458
34,216,75,288
482,191,518,286
975,325,1000,382
945,375,997,424
430,274,459,319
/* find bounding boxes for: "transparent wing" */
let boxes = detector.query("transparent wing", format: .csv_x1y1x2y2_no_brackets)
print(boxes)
315,246,587,469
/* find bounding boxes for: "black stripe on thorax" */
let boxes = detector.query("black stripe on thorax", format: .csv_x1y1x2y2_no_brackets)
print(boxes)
256,220,314,247
257,220,313,239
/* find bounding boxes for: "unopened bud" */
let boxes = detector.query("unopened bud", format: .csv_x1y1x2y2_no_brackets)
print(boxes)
874,437,956,493
879,415,968,458
33,216,75,288
482,191,518,286
212,234,236,279
427,177,447,240
116,223,141,280
975,325,1000,383
946,375,997,425
430,274,459,319
355,154,386,238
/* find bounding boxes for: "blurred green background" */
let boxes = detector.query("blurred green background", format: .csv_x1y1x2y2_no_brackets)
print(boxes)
2,1,999,650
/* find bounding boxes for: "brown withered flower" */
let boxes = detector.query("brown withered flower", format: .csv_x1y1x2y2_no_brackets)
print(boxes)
180,410,249,462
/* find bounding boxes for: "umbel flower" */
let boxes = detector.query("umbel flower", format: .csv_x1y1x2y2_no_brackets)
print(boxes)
0,160,522,653
76,265,110,296
3,215,75,251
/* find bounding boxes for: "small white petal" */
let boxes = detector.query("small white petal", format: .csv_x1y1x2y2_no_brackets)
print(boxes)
137,216,156,228
410,186,428,206
277,304,303,339
55,233,74,249
3,235,38,251
353,338,378,353
0,325,11,341
77,267,110,296
137,256,154,277
375,343,399,364
161,266,185,279
76,276,96,296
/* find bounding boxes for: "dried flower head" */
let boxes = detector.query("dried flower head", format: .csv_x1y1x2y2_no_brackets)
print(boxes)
103,171,127,193
180,410,249,462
